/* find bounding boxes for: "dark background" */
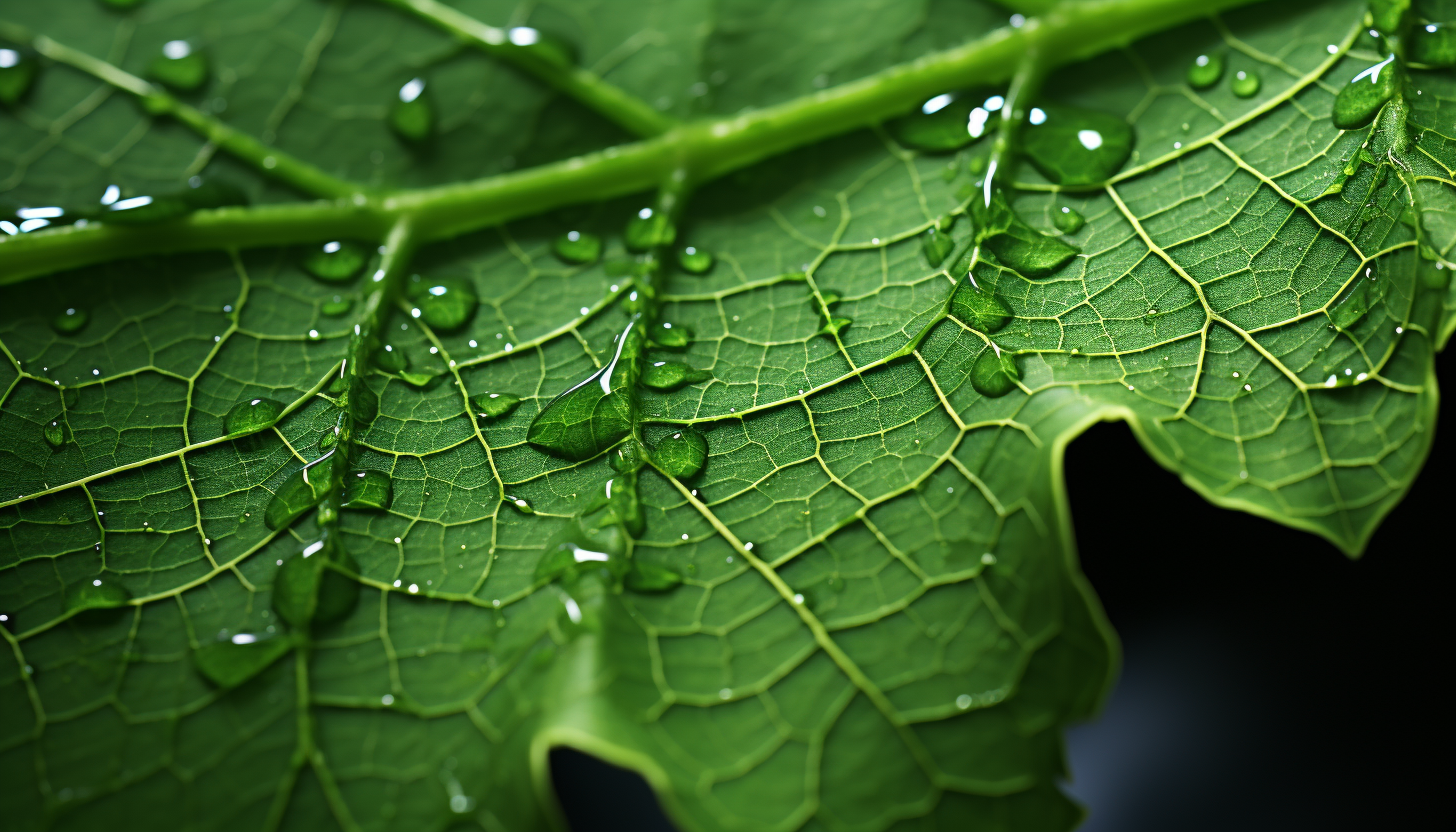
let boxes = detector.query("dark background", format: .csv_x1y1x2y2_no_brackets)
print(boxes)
551,360,1452,831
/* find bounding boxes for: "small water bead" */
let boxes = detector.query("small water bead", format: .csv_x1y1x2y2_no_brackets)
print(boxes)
553,230,601,264
342,469,392,511
625,207,676,251
641,361,712,391
1053,205,1085,234
921,225,956,267
1412,23,1456,67
302,240,368,282
390,77,435,142
43,418,70,449
64,578,132,615
473,392,521,421
52,306,88,335
678,245,715,274
1019,104,1134,185
655,429,707,479
1230,69,1260,98
887,91,1000,151
192,633,293,688
1187,52,1225,89
0,46,38,105
321,295,352,316
264,452,338,530
625,561,683,593
224,397,284,437
1332,55,1399,129
150,40,209,91
969,345,1020,398
651,322,692,349
376,344,408,373
949,278,1011,333
408,278,479,331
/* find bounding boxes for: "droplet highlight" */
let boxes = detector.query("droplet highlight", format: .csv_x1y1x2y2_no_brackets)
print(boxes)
408,278,478,331
224,397,284,437
149,40,209,91
1187,52,1225,89
553,230,601,264
302,240,368,283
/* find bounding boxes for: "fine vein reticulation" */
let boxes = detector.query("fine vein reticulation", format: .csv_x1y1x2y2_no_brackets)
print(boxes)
0,0,1451,830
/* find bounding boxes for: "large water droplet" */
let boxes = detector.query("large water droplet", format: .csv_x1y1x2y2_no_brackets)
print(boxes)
971,191,1079,277
1411,22,1456,67
888,91,1000,152
472,392,521,421
1332,55,1399,129
625,207,676,251
949,278,1011,333
553,230,601,264
625,561,682,593
302,240,368,283
655,429,707,479
534,523,628,585
264,452,338,530
678,246,715,274
51,306,88,335
1230,69,1261,98
409,278,478,331
64,578,131,615
43,418,70,449
1053,205,1085,234
1327,264,1379,330
1020,104,1134,185
651,322,693,349
224,397,283,437
390,77,435,142
641,361,712,391
969,346,1020,398
1186,52,1225,89
922,225,956,267
504,27,578,69
527,322,638,460
376,344,408,373
342,469,392,511
274,549,359,627
0,46,39,105
149,40,209,91
192,633,293,688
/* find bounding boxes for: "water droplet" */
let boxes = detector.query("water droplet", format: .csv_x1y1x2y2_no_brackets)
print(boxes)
971,191,1079,277
949,278,1011,333
408,278,478,331
651,322,693,349
678,245,715,274
608,438,645,473
318,428,339,452
64,578,131,615
504,27,578,69
641,361,712,391
51,306,88,335
342,469,392,511
1327,266,1379,330
1053,205,1085,234
103,193,190,224
1332,55,1399,129
390,78,435,142
473,392,521,421
1020,104,1134,185
1411,22,1456,67
625,561,682,592
654,429,707,479
264,453,338,530
527,322,639,460
888,91,1000,151
149,40,208,91
552,230,601,264
1187,52,1225,89
302,240,368,283
273,549,359,626
625,207,675,251
1230,69,1261,98
376,344,408,373
192,633,292,688
224,397,283,437
321,295,353,316
505,494,534,514
922,225,956,267
0,46,39,105
969,346,1020,398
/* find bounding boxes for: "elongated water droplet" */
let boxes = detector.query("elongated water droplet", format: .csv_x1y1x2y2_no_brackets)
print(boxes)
651,322,692,349
401,372,435,390
43,418,70,449
527,322,638,460
0,46,38,105
224,397,283,437
641,361,712,391
52,306,88,334
1328,264,1379,330
888,91,1000,151
103,193,190,224
341,469,392,511
625,207,675,251
1053,205,1084,234
318,427,339,452
192,633,292,688
504,27,578,69
969,346,1020,398
1230,69,1261,98
264,453,337,530
473,392,521,420
535,523,628,584
1332,55,1399,129
150,40,209,91
922,225,956,267
972,191,1079,277
64,578,131,615
1186,52,1225,89
625,561,682,593
1411,22,1456,67
1020,105,1134,185
390,77,434,142
655,429,707,479
504,494,534,514
302,240,368,283
553,230,601,264
949,278,1012,333
274,549,359,626
376,344,408,373
321,295,352,316
408,278,478,331
678,246,715,274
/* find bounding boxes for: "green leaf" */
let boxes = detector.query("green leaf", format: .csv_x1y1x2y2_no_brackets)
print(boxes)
0,0,1451,830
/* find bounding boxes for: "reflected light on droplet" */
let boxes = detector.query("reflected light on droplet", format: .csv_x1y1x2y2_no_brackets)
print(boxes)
1078,129,1104,149
162,40,192,60
399,78,425,103
921,93,954,114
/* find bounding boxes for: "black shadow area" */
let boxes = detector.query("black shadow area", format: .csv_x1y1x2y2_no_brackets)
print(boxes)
551,747,676,832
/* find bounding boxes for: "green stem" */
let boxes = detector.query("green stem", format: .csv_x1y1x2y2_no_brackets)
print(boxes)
0,24,363,201
0,0,1262,283
375,0,676,138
